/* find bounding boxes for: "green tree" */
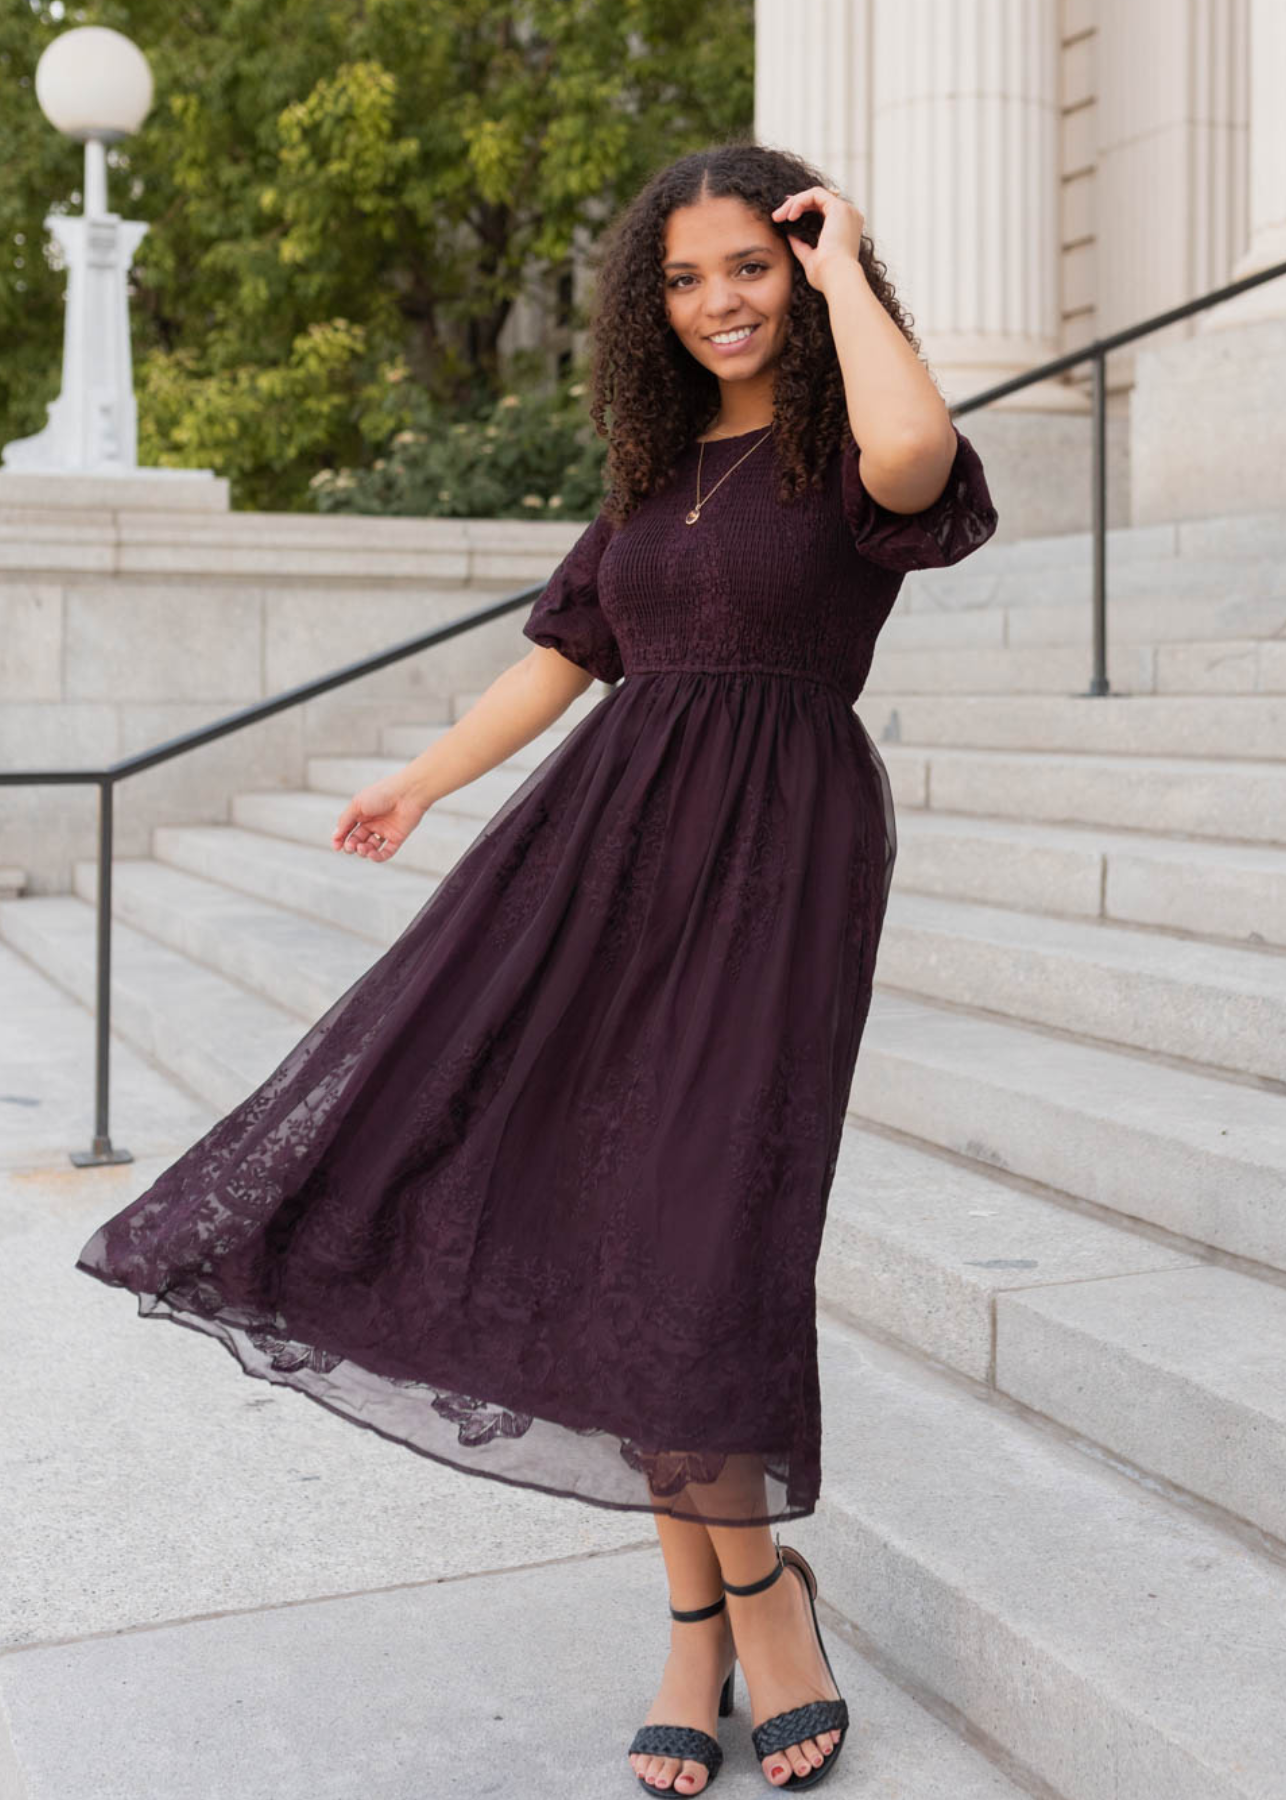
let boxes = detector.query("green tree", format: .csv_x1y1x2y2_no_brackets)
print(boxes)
0,0,753,509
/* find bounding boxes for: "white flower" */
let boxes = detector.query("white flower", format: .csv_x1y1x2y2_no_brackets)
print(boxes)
567,382,585,397
499,394,521,408
520,494,545,508
548,494,563,507
308,468,334,489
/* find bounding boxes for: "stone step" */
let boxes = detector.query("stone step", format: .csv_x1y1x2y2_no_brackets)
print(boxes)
304,718,1286,952
891,811,1286,948
217,788,1286,957
810,1314,1286,1800
864,631,1286,693
884,741,1286,843
1138,635,1286,694
879,890,1286,1082
305,753,526,820
0,894,300,1115
379,720,569,767
858,690,1286,759
386,713,1286,870
70,856,384,1022
383,713,1286,940
230,787,479,879
150,823,438,945
995,1260,1286,1543
855,990,1286,1272
820,1121,1286,1540
864,643,1131,694
218,794,1286,956
925,545,1286,614
879,588,1286,650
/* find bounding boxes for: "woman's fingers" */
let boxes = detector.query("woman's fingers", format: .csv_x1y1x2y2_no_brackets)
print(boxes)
772,185,837,219
333,778,424,860
332,797,363,848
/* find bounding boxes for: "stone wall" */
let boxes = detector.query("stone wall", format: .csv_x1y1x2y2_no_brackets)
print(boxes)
0,474,587,894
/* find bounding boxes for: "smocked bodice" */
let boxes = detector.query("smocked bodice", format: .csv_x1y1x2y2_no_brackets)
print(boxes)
523,425,998,705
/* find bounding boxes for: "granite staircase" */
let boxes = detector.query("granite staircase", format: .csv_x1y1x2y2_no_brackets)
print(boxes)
3,512,1285,1797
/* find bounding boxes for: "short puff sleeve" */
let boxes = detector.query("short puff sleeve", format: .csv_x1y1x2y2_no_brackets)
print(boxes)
841,425,998,573
521,508,623,685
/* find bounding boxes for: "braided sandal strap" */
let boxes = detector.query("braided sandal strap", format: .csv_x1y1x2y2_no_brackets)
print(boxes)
751,1697,849,1762
628,1722,724,1776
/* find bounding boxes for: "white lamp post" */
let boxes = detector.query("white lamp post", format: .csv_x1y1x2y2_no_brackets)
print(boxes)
2,26,154,474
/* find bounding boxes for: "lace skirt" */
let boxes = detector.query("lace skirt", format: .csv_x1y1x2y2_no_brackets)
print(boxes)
75,671,896,1527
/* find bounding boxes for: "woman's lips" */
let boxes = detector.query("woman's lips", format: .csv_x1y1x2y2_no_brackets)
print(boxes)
705,323,761,356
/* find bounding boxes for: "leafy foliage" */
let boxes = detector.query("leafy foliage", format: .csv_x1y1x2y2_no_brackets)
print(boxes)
0,0,753,509
310,374,607,520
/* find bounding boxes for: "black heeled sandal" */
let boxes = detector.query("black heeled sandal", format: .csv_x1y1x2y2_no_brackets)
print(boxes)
628,1590,737,1792
722,1533,848,1790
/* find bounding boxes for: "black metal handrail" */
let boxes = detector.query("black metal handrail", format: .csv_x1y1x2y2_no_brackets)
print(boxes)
953,252,1286,697
3,250,1284,1164
0,585,545,1165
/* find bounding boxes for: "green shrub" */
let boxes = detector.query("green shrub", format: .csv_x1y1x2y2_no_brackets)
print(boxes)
310,373,608,521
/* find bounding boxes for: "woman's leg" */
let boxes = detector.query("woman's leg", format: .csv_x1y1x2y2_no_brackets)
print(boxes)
704,1505,844,1789
628,1504,737,1795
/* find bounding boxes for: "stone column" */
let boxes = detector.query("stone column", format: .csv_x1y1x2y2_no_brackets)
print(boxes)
1200,0,1286,329
757,0,1067,415
754,0,873,223
1126,0,1286,519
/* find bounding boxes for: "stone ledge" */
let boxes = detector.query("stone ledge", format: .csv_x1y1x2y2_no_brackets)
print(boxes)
0,468,230,513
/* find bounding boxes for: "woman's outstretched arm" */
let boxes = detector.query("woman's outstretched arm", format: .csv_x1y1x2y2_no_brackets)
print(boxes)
331,644,598,862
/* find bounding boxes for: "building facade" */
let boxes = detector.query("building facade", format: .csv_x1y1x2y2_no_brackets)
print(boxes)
754,0,1286,533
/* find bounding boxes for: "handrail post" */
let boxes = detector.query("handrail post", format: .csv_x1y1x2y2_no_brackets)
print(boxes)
1087,349,1110,697
70,776,132,1166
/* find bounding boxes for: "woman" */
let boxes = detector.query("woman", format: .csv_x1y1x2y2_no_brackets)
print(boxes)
75,141,997,1793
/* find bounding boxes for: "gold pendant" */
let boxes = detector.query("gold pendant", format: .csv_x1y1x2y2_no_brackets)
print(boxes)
685,507,701,525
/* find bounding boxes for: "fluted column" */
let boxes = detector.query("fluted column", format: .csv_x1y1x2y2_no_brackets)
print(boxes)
1201,0,1286,328
756,0,1065,412
754,0,872,224
871,0,1066,408
1093,0,1250,354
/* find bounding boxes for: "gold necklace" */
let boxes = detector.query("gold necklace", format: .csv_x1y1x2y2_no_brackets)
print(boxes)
685,425,774,525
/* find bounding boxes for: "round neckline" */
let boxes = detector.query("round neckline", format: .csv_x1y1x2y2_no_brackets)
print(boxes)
692,424,775,445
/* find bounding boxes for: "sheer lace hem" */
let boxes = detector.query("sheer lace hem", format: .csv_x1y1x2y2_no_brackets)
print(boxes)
74,1252,813,1527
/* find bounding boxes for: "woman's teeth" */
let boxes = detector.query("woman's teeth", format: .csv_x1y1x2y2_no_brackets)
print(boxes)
709,325,758,346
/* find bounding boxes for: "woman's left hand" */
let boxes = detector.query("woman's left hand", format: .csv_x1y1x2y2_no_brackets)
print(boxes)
771,186,866,294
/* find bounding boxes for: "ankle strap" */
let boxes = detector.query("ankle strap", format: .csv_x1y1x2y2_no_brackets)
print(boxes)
669,1593,728,1622
722,1553,785,1597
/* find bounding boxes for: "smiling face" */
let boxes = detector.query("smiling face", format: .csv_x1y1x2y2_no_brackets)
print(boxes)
662,191,792,402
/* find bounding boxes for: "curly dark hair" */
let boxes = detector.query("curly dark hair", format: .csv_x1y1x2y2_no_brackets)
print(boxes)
584,137,925,526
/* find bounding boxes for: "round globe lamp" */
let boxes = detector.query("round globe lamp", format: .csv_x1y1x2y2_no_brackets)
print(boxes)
35,26,154,214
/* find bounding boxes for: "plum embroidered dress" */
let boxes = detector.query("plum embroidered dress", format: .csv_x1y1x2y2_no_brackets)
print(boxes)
75,424,998,1527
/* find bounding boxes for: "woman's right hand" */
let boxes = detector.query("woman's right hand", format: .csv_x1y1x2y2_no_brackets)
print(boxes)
331,771,429,863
